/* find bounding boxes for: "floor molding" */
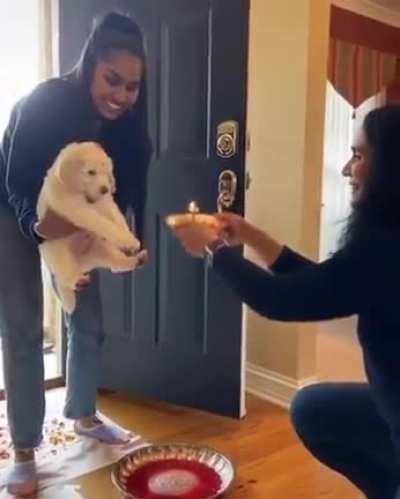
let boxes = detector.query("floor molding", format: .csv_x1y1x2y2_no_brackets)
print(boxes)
246,362,317,409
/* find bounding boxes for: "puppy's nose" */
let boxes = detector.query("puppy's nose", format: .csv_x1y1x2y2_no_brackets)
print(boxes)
100,186,109,195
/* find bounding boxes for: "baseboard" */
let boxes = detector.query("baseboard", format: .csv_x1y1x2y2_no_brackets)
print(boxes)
246,362,317,409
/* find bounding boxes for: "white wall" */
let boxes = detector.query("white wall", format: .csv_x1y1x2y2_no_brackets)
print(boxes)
245,0,330,397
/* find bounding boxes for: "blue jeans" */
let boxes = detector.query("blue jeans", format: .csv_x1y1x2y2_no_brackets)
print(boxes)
0,209,104,449
291,383,400,499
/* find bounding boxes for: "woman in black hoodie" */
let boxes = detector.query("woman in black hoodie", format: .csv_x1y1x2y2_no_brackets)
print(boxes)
173,106,400,499
0,12,151,495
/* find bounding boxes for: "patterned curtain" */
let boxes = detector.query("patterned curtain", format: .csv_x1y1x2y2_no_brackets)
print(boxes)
386,59,400,104
328,39,396,109
329,5,400,109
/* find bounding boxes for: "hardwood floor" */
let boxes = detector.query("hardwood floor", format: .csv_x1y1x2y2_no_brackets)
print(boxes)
36,389,361,498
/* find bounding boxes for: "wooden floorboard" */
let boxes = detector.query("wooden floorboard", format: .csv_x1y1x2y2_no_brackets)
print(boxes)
91,392,360,498
4,389,361,498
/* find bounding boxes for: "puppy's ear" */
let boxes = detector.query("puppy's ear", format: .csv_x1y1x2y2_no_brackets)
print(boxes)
106,158,116,194
55,155,78,186
55,157,65,183
54,143,81,185
109,173,116,194
54,155,68,184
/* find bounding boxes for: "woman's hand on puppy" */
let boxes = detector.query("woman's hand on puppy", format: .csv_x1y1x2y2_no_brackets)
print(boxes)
35,209,80,240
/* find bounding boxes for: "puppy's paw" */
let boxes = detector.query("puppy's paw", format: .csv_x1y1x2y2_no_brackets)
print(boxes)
110,250,148,273
118,232,141,255
111,256,138,273
135,249,149,268
120,247,136,257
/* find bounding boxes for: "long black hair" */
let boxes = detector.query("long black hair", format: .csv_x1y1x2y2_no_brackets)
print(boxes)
68,11,150,135
72,12,146,89
342,105,400,247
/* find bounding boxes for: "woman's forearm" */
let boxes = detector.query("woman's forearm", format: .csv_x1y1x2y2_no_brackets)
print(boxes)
243,224,283,268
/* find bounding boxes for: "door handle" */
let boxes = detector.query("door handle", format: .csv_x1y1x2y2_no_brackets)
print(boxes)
217,170,237,212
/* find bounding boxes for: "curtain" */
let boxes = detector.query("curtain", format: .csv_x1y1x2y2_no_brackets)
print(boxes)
321,5,396,259
328,39,396,108
329,5,400,109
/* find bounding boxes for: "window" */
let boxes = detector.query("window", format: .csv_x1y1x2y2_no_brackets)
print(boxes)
319,82,385,260
0,0,41,134
0,0,60,389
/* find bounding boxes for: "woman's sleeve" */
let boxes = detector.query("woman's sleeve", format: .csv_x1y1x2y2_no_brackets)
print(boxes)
6,82,70,243
212,239,390,322
270,246,316,273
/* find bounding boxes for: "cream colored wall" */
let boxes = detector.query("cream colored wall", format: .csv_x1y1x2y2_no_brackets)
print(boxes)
245,0,331,380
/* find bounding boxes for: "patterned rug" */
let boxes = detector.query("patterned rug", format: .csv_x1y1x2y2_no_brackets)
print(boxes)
0,412,78,466
0,407,146,495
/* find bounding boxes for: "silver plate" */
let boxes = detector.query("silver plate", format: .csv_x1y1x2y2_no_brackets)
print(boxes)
111,442,235,498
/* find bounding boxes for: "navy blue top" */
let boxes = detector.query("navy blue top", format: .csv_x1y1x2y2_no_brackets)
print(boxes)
214,237,400,457
0,76,152,243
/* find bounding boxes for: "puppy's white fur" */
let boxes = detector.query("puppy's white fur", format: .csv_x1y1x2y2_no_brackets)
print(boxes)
38,142,144,313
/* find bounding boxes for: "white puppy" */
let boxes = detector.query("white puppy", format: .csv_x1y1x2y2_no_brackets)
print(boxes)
37,142,145,314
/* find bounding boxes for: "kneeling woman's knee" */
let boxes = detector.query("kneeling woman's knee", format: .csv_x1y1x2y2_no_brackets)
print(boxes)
290,383,333,443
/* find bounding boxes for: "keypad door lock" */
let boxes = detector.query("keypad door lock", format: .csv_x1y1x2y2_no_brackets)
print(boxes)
216,120,239,158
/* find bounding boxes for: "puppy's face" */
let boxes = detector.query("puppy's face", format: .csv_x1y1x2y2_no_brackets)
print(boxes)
56,143,116,203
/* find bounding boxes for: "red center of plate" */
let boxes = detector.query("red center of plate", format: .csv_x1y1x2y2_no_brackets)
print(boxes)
125,458,222,498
